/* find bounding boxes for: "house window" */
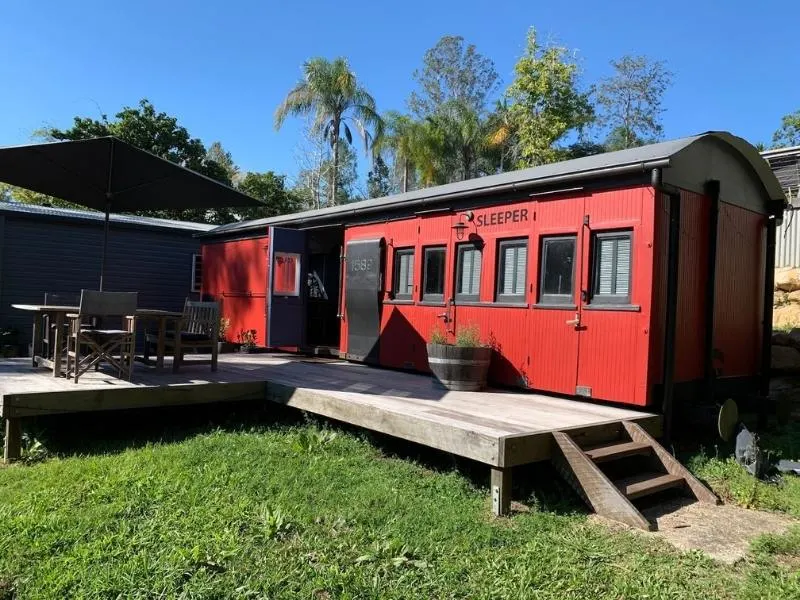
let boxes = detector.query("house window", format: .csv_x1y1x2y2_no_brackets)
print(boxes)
192,254,203,293
538,235,576,305
273,252,301,296
496,239,528,303
422,246,446,302
455,243,482,302
392,248,414,299
591,231,632,304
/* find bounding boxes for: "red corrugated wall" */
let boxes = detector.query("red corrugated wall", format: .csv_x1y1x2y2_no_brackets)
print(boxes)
648,191,764,395
202,235,269,345
342,185,656,405
713,203,765,377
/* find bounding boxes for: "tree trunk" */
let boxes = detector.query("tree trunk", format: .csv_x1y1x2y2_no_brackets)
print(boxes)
402,159,409,193
331,120,340,206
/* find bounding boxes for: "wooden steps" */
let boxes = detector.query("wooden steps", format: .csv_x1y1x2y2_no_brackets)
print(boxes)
614,472,684,500
551,421,719,530
584,440,651,463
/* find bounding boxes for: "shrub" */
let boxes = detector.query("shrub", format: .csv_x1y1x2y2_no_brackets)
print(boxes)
455,324,482,347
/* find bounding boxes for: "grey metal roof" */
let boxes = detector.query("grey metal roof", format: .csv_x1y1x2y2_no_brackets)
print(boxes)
202,131,784,238
0,201,215,232
761,145,800,205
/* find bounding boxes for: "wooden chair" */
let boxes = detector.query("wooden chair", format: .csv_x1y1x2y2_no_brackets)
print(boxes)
66,290,138,383
145,300,219,373
42,293,80,362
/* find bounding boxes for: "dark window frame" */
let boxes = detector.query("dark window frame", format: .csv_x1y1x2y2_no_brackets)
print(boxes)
422,246,446,303
495,238,528,303
392,247,415,300
192,253,203,293
455,242,482,303
537,235,577,305
590,230,633,305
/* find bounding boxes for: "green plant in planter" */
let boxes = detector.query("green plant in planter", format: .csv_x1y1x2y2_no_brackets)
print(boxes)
237,329,257,352
429,326,448,345
455,324,482,347
219,317,231,342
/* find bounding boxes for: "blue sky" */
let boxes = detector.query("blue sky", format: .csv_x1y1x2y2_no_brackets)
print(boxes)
1,0,798,186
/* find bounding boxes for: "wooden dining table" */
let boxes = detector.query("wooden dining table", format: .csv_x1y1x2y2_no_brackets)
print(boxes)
12,305,184,377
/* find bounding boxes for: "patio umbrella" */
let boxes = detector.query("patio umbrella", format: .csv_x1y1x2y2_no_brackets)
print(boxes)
0,136,260,289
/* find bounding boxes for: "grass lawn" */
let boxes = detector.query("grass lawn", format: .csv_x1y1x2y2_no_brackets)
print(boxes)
0,406,799,599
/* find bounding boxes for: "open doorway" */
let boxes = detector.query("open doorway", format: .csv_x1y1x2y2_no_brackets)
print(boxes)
305,226,343,353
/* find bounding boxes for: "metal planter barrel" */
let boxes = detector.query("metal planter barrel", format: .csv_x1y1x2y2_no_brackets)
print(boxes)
426,343,492,391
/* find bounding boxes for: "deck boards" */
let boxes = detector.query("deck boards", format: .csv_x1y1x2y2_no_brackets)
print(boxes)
0,354,660,467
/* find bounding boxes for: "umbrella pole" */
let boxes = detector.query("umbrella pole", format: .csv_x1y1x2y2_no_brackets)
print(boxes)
100,139,115,291
99,201,111,291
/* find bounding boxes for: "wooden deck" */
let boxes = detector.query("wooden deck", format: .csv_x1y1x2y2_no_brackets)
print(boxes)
1,353,660,469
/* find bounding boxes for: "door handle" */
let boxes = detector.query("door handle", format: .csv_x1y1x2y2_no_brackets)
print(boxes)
566,313,580,327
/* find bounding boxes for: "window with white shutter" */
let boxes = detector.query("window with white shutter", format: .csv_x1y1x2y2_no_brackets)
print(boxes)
591,231,632,304
496,239,528,303
456,243,482,302
392,248,414,299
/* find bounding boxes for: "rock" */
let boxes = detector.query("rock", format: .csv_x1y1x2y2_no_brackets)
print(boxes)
772,345,800,372
776,268,800,292
773,304,800,329
788,290,800,303
775,291,789,306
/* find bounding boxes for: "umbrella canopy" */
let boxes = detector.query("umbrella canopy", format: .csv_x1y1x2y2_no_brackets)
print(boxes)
0,136,260,289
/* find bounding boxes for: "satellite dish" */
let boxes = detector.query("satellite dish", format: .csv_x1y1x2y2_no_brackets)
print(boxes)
718,398,739,441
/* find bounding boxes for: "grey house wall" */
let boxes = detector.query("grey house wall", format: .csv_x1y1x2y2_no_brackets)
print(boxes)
0,213,202,348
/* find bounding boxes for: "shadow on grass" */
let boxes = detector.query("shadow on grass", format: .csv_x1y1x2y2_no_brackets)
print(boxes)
20,401,586,518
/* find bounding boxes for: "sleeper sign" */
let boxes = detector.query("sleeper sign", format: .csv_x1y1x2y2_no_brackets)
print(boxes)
475,208,529,227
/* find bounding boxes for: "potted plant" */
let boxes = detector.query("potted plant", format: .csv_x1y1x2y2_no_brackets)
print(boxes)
218,317,232,353
0,326,20,358
426,324,492,391
237,329,258,353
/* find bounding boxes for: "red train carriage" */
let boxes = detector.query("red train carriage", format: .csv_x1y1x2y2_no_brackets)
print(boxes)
200,132,784,420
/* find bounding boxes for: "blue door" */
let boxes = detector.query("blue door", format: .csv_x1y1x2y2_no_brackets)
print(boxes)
267,227,306,348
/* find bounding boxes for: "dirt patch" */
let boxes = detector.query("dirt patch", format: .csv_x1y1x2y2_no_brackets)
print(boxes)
592,498,796,564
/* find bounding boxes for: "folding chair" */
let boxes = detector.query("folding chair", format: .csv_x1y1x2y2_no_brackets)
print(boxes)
145,299,219,373
65,290,138,383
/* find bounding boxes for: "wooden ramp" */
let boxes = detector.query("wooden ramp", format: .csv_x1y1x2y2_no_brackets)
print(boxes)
551,421,718,530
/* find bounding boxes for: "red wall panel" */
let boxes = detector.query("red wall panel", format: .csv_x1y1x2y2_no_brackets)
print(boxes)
577,187,654,406
202,235,268,344
713,204,764,377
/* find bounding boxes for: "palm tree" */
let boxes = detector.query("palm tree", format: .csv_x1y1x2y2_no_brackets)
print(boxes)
275,57,383,206
380,112,418,193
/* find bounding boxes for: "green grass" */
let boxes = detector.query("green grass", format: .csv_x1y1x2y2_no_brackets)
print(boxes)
1,410,800,598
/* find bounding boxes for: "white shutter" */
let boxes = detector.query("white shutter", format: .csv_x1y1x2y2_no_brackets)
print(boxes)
502,246,515,295
514,245,527,295
615,237,631,296
597,239,615,294
470,248,481,295
398,254,409,294
405,254,414,294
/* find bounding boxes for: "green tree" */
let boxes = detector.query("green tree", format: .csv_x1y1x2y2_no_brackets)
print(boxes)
408,35,499,118
236,172,302,221
596,55,673,150
44,99,234,222
0,182,85,210
772,110,800,148
293,143,361,207
206,141,239,182
367,155,393,198
380,112,419,192
274,57,383,206
506,28,594,167
431,100,489,181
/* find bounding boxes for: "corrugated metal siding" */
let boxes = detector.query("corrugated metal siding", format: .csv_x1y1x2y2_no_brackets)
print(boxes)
0,215,203,347
776,209,800,267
